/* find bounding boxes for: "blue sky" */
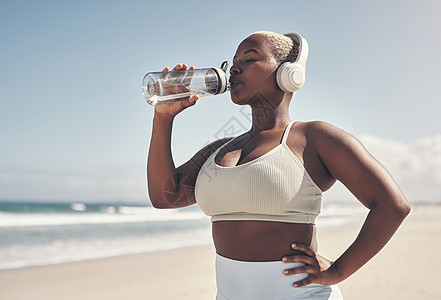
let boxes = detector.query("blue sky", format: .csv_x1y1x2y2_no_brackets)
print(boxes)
1,0,440,203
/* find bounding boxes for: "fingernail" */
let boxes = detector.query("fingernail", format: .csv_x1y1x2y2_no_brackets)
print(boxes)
282,257,287,262
283,270,289,275
293,283,298,287
291,243,296,248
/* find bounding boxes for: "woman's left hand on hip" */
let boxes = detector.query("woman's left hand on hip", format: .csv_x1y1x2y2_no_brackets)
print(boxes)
282,243,340,287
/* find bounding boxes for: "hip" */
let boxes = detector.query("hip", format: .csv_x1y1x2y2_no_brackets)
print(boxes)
215,253,343,300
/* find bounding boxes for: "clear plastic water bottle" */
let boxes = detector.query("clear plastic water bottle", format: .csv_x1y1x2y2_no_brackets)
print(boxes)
142,61,229,106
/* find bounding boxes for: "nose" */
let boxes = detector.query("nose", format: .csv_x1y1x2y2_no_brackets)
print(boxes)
229,63,241,75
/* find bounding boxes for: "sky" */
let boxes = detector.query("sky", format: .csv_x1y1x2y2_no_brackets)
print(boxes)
0,0,440,204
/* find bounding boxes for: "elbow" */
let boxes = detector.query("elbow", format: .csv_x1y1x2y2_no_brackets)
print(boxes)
149,196,174,209
150,201,171,209
399,200,411,219
147,190,173,209
147,194,160,209
371,195,411,220
148,190,165,209
392,196,411,220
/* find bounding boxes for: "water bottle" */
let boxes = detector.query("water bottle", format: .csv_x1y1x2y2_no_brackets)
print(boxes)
142,61,229,106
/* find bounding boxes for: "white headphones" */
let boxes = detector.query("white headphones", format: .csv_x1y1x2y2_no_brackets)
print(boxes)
276,32,309,93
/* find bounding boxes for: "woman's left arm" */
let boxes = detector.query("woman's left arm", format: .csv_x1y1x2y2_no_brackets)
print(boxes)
284,121,411,287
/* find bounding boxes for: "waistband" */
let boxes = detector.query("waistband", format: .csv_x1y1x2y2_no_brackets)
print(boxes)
215,253,342,300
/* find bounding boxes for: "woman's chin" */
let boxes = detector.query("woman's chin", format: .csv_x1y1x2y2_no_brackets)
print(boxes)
230,91,250,105
231,97,248,106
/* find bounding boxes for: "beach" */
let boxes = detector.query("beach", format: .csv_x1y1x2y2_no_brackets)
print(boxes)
0,205,440,300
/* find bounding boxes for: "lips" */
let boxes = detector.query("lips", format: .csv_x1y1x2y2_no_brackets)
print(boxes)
228,77,242,90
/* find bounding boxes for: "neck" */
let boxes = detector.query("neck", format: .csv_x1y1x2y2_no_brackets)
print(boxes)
248,92,292,134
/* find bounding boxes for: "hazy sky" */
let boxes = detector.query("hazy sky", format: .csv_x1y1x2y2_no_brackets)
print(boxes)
1,0,440,203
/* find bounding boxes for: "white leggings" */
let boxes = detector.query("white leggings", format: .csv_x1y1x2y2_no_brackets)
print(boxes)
215,253,343,300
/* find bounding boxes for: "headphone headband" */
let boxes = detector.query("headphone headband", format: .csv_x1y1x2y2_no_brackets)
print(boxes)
283,32,309,70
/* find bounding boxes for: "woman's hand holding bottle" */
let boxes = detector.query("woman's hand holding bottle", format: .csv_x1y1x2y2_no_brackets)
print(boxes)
154,64,199,119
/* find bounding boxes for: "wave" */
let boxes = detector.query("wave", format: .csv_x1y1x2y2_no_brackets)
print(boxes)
0,208,209,227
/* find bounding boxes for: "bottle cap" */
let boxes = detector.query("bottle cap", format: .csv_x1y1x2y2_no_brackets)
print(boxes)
211,61,229,94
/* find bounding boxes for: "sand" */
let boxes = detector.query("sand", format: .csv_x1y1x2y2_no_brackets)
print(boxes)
0,205,440,300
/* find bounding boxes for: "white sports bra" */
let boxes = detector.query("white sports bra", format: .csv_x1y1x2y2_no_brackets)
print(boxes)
195,121,323,224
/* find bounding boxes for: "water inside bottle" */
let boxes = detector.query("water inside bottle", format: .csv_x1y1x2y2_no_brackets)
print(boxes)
146,88,214,106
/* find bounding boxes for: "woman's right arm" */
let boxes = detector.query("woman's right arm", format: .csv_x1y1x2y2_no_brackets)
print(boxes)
147,63,230,209
147,112,231,209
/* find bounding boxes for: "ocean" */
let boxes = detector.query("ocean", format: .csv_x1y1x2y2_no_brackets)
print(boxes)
0,200,368,271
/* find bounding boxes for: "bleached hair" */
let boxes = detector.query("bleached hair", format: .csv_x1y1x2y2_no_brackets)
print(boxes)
250,31,299,64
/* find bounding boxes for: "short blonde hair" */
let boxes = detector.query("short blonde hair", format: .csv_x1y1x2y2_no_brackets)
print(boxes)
250,31,299,64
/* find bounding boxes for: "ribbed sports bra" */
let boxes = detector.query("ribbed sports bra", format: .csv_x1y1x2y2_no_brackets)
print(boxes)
195,121,323,224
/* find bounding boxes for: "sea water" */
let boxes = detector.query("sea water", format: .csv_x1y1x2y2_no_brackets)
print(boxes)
0,201,367,271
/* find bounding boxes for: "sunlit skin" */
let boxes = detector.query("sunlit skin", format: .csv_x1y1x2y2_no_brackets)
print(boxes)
147,34,411,288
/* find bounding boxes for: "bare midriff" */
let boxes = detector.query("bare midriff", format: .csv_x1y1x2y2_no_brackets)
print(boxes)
212,220,316,261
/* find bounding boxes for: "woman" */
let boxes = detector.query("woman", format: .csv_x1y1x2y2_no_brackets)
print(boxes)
147,31,411,299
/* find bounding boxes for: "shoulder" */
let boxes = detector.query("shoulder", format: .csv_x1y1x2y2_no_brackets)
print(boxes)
297,120,349,137
177,137,235,176
297,121,363,150
292,120,371,166
300,121,376,177
204,137,235,153
190,137,234,165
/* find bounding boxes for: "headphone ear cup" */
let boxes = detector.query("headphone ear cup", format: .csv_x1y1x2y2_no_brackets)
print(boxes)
276,62,305,92
290,65,305,89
